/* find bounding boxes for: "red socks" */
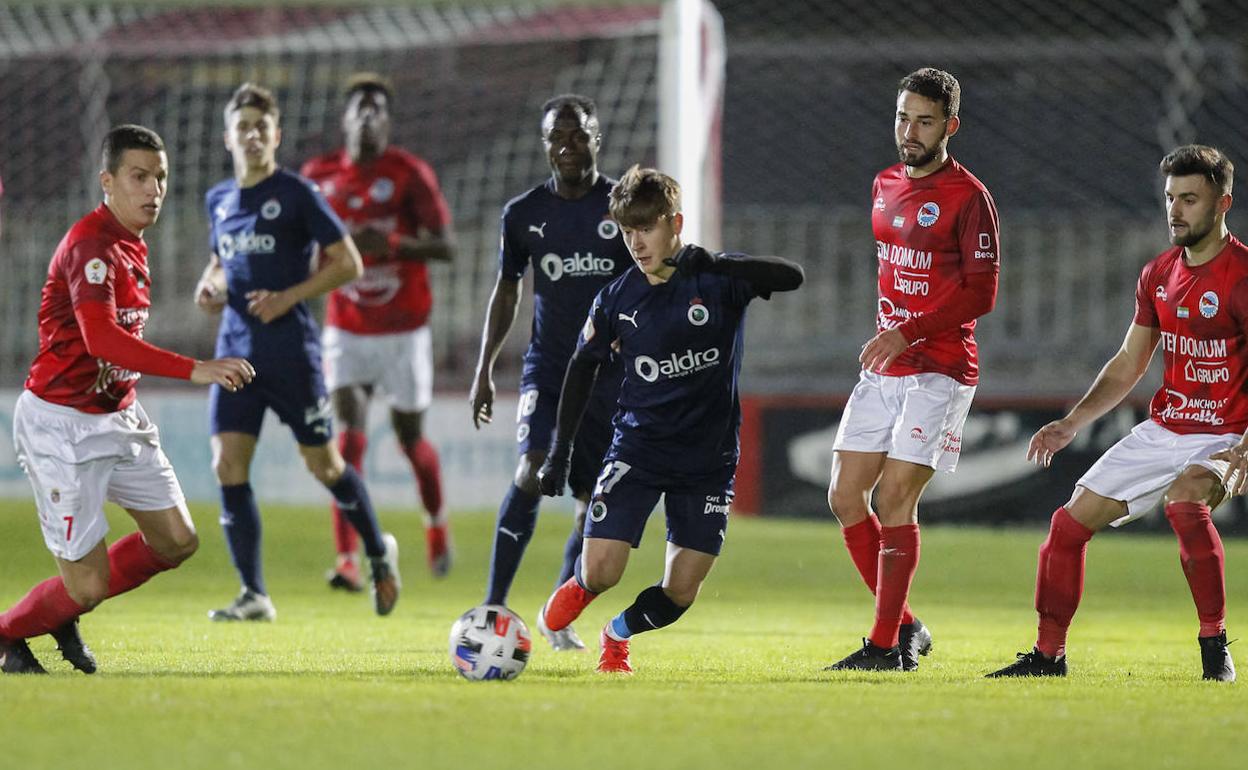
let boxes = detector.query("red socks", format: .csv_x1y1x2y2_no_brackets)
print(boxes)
402,438,444,521
543,577,598,631
0,576,84,640
868,524,921,649
843,516,915,626
1165,501,1226,637
0,533,175,641
332,429,367,556
1035,507,1094,658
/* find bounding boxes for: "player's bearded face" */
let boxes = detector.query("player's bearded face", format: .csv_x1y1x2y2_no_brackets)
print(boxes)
543,106,600,186
226,106,280,173
101,149,168,235
894,91,951,169
1166,175,1225,248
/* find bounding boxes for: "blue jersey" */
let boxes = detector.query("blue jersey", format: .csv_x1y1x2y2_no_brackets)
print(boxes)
205,168,347,361
499,176,632,395
576,254,759,483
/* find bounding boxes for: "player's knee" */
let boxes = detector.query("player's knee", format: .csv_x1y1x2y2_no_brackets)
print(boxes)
514,459,541,495
66,575,110,610
874,483,919,523
212,454,249,486
164,529,199,565
581,561,622,594
662,583,700,608
827,481,869,524
304,455,342,487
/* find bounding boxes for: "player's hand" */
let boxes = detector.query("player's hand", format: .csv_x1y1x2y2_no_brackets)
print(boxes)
191,357,255,391
1027,419,1078,468
663,244,717,276
351,224,391,256
245,289,296,323
194,278,226,314
537,447,572,497
1209,442,1248,496
859,328,909,373
470,371,495,429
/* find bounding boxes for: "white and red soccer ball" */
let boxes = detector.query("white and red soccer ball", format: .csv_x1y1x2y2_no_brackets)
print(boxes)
449,604,532,681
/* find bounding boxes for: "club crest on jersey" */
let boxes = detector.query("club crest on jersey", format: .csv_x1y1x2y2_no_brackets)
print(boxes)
598,219,620,240
85,259,107,285
1155,285,1167,302
916,202,940,227
516,423,530,443
687,299,709,326
369,178,394,203
260,199,282,220
589,499,608,522
1200,291,1219,318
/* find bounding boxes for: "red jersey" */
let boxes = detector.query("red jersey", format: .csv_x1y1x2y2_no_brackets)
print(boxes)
871,158,1000,385
1135,235,1248,435
26,204,194,413
301,146,451,334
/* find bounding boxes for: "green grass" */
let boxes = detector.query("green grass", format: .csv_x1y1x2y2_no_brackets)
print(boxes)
1,499,1245,770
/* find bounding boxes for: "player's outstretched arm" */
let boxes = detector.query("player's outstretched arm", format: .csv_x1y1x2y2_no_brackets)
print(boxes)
863,271,1000,374
190,358,256,392
664,246,805,295
1027,322,1159,467
537,355,600,496
470,275,522,429
194,254,226,314
245,237,363,323
389,226,455,263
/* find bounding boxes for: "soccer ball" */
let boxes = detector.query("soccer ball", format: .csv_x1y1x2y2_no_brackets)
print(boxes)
448,604,532,681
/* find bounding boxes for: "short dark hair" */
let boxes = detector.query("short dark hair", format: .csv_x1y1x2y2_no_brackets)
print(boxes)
609,165,681,228
224,82,280,125
101,124,165,174
1160,144,1234,196
343,72,393,105
541,93,597,120
898,67,961,118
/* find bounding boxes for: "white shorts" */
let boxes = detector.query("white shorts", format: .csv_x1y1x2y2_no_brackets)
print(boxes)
1078,419,1239,527
322,325,433,412
12,390,185,561
832,370,976,472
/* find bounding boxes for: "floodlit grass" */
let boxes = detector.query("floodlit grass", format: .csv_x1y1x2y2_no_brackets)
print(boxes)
0,499,1244,769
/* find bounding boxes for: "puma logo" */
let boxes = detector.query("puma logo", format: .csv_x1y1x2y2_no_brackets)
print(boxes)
499,527,522,542
618,311,639,328
529,222,546,238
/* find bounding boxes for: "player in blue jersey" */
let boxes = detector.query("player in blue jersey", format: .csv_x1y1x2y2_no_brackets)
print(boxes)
470,94,632,651
193,83,399,621
535,165,804,673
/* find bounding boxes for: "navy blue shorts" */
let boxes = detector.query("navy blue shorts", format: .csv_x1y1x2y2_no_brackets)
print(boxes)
582,461,734,556
210,357,332,446
516,385,614,498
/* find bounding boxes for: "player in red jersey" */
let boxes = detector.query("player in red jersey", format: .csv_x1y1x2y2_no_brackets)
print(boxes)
826,68,1000,672
0,125,254,674
301,73,455,589
988,145,1242,681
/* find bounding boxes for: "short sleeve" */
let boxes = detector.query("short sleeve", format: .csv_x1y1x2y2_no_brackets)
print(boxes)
405,158,451,232
498,207,528,280
297,177,349,248
957,187,1001,275
63,239,117,307
1134,262,1160,328
573,288,614,364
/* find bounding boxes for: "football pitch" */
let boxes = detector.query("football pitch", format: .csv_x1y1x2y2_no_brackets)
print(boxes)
1,499,1244,770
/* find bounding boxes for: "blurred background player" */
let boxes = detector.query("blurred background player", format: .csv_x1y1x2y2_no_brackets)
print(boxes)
988,145,1241,682
536,166,804,673
194,83,399,621
1,125,255,674
826,67,1000,672
469,94,631,650
302,73,455,591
